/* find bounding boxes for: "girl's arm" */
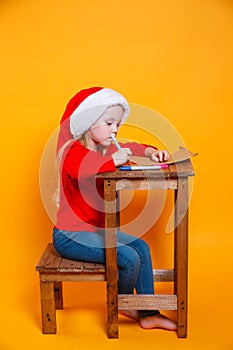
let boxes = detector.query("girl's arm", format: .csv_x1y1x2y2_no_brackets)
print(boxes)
62,142,116,179
117,142,169,163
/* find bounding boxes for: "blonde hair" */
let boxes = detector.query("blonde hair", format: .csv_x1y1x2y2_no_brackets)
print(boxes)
53,132,90,207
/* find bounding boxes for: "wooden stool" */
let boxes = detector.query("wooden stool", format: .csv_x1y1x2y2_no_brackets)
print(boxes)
36,243,175,336
36,243,106,334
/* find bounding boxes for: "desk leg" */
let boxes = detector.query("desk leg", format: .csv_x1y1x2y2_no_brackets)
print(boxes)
175,177,188,338
104,179,118,338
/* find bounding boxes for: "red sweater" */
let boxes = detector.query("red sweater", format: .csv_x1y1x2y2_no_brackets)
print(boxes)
55,140,148,232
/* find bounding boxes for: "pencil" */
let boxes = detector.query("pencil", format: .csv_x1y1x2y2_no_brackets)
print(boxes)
111,133,122,151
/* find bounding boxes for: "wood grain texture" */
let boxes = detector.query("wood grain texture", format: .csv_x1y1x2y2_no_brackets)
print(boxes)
104,179,118,338
118,294,178,310
175,178,189,338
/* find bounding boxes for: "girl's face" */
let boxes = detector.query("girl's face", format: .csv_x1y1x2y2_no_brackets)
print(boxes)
87,105,124,150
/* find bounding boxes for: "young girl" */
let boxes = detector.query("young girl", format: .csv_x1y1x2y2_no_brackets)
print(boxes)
53,87,177,331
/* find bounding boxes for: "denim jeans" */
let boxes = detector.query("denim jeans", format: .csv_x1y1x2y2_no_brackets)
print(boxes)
53,228,160,318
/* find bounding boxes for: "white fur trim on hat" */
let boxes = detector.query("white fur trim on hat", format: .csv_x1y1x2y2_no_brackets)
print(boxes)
70,88,130,138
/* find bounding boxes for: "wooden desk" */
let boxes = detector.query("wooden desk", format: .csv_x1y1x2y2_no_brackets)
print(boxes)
97,160,194,338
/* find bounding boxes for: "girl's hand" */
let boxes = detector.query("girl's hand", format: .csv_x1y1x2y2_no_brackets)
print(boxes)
112,148,132,166
145,147,169,163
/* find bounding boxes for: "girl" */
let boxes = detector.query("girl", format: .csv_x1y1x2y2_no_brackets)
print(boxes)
53,87,177,331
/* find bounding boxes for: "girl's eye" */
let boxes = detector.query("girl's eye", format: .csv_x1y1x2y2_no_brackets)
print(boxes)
106,121,120,128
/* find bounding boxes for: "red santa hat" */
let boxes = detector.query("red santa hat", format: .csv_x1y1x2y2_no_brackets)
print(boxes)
57,87,130,151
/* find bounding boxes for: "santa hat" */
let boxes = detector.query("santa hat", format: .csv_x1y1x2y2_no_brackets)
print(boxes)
57,87,130,151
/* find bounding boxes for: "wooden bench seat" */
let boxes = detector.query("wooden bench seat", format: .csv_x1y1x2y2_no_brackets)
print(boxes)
36,243,176,336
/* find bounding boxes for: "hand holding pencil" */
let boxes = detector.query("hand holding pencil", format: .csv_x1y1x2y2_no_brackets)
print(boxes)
111,133,169,170
111,133,132,166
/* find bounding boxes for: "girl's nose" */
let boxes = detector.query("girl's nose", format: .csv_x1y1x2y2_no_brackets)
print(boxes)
111,123,118,133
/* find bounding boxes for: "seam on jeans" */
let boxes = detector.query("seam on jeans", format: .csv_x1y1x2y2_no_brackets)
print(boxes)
53,230,66,241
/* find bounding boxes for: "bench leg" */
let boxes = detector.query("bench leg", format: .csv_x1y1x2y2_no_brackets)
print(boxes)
40,281,57,334
54,282,63,310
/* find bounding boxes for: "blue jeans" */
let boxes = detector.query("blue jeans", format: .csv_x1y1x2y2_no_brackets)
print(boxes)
53,228,160,318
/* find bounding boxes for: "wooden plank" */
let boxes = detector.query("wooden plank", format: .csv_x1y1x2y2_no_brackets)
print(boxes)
83,261,106,271
175,177,189,338
58,258,105,273
40,268,173,282
36,244,105,273
36,244,62,272
169,160,194,177
116,178,178,191
153,269,175,282
104,179,118,339
40,273,106,282
97,169,168,179
40,281,56,334
58,258,84,270
118,294,177,310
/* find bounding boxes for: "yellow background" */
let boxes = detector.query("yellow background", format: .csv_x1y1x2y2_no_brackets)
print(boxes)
0,0,233,349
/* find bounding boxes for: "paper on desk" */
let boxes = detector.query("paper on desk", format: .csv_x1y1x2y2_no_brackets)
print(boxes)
130,146,197,166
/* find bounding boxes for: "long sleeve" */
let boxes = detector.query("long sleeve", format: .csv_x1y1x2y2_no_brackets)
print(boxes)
62,141,116,180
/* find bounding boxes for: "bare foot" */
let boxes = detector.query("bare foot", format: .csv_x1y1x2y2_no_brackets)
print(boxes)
140,313,177,331
119,310,139,321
